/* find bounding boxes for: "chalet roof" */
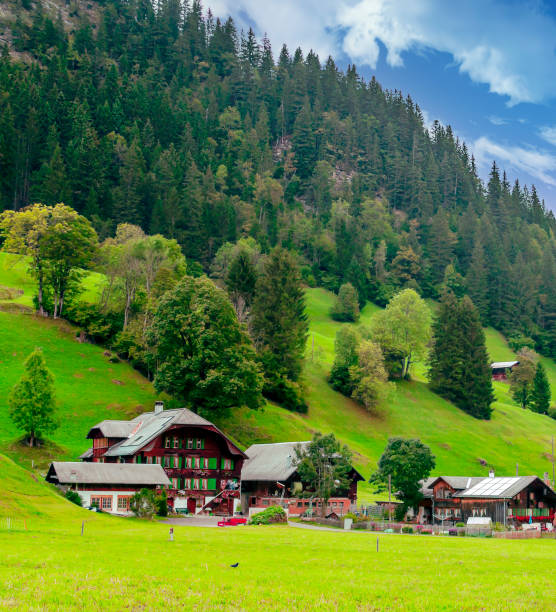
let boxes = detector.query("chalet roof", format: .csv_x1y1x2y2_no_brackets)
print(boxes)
88,407,246,458
241,441,365,483
46,462,170,486
424,475,554,500
242,441,311,481
490,361,519,369
79,448,93,460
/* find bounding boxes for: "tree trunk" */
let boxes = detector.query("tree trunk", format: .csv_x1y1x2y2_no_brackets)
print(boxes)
29,431,35,448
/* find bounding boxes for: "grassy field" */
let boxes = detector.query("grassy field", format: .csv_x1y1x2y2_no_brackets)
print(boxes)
0,456,555,611
1,253,555,491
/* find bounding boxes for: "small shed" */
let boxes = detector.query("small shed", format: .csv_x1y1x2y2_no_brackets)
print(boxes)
490,361,519,381
466,516,493,536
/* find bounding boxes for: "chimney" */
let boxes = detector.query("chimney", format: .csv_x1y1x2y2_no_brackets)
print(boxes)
154,401,164,414
488,469,495,478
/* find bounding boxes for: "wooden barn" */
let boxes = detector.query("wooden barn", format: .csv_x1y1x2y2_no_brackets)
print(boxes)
490,361,519,381
81,401,246,515
240,441,363,516
418,472,556,527
46,462,169,514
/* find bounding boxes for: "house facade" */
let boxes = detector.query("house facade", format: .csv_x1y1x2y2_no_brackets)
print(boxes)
81,402,246,515
240,441,363,516
46,462,170,514
490,361,519,381
418,473,556,526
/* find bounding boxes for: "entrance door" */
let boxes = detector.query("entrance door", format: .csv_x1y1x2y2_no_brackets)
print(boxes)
187,498,197,514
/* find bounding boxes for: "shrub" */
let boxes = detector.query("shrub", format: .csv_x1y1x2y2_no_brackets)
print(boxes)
65,489,82,506
249,505,286,525
130,488,157,519
420,529,433,535
330,283,360,322
455,522,465,527
401,526,413,534
156,490,168,517
263,376,308,413
548,405,556,420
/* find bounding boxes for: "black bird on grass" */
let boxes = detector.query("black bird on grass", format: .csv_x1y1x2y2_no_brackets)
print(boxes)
230,562,239,568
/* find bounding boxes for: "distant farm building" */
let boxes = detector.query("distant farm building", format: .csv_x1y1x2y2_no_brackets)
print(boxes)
46,462,169,514
417,473,556,527
490,361,519,381
240,441,363,516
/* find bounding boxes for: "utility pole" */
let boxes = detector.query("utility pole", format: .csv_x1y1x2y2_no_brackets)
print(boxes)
516,463,519,477
388,474,392,523
552,436,556,489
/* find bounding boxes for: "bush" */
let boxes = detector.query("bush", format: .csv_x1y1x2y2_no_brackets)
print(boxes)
156,490,168,517
65,489,82,506
401,526,413,534
249,505,287,525
263,376,308,413
420,529,433,535
548,405,556,420
330,283,360,322
130,488,157,519
455,522,465,527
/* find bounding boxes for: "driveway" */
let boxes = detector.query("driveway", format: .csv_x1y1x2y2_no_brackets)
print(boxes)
163,516,222,527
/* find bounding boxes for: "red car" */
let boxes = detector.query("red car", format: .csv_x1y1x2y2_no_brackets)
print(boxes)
217,517,248,527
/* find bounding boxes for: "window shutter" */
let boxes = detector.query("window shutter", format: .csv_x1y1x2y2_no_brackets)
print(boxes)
201,439,205,449
207,478,216,490
221,458,225,469
208,457,216,469
230,459,234,469
137,455,141,464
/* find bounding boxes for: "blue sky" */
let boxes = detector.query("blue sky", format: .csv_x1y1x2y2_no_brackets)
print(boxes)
210,0,556,211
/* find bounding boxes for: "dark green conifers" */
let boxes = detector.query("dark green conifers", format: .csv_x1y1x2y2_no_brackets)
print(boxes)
428,293,494,420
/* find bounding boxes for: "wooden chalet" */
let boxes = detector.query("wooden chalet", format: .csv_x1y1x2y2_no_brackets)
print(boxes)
240,441,363,516
81,402,246,515
417,472,556,527
46,462,169,514
490,361,519,381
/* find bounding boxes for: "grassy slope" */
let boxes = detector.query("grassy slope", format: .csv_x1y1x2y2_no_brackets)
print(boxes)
1,252,555,487
219,288,556,491
1,454,555,611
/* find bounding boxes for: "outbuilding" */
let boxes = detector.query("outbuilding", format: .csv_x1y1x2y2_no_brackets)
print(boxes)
46,462,169,514
490,361,519,381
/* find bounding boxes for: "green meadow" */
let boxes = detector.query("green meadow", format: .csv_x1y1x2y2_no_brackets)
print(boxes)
0,456,555,611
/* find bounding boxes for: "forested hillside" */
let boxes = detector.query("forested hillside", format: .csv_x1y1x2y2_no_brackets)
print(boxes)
1,0,555,358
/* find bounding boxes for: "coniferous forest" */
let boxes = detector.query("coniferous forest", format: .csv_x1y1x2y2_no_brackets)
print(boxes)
1,0,556,362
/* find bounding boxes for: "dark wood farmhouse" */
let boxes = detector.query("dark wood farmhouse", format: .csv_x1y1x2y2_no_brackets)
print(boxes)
490,361,519,381
418,473,556,527
81,402,246,515
46,462,169,514
240,441,363,516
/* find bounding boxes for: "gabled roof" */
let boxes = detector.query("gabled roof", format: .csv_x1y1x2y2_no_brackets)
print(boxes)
490,361,519,369
241,441,365,483
242,441,310,481
87,407,246,458
79,448,93,460
425,475,554,500
46,462,170,486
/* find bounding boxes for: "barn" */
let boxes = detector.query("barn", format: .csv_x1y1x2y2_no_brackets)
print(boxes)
46,462,169,514
490,361,519,381
240,441,363,516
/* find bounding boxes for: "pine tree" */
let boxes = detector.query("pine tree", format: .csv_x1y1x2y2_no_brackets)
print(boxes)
251,247,308,383
530,362,551,414
226,248,257,321
429,294,494,419
9,349,58,447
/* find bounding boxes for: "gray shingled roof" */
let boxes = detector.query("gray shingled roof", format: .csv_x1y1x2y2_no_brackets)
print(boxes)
46,462,170,486
429,476,484,491
242,441,310,481
490,361,519,369
88,407,245,458
79,448,93,460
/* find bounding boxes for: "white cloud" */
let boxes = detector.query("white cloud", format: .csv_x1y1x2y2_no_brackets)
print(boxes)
539,126,556,147
488,116,508,126
472,136,556,187
210,0,556,106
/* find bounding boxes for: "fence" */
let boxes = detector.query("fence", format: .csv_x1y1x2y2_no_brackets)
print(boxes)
493,530,542,539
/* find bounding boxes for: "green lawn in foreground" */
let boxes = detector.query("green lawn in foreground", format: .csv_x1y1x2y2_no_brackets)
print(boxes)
0,457,554,611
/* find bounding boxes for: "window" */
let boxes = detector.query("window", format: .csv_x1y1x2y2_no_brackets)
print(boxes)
155,456,161,465
173,436,180,449
221,458,233,470
196,439,203,449
184,478,191,489
202,479,208,490
297,501,303,508
194,457,201,469
262,499,269,506
187,438,194,449
91,496,112,510
172,478,179,489
117,496,131,511
165,437,171,449
193,479,199,489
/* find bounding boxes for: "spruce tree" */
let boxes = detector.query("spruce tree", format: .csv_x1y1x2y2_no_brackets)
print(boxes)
429,294,494,419
251,247,308,383
530,362,551,414
9,349,58,447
